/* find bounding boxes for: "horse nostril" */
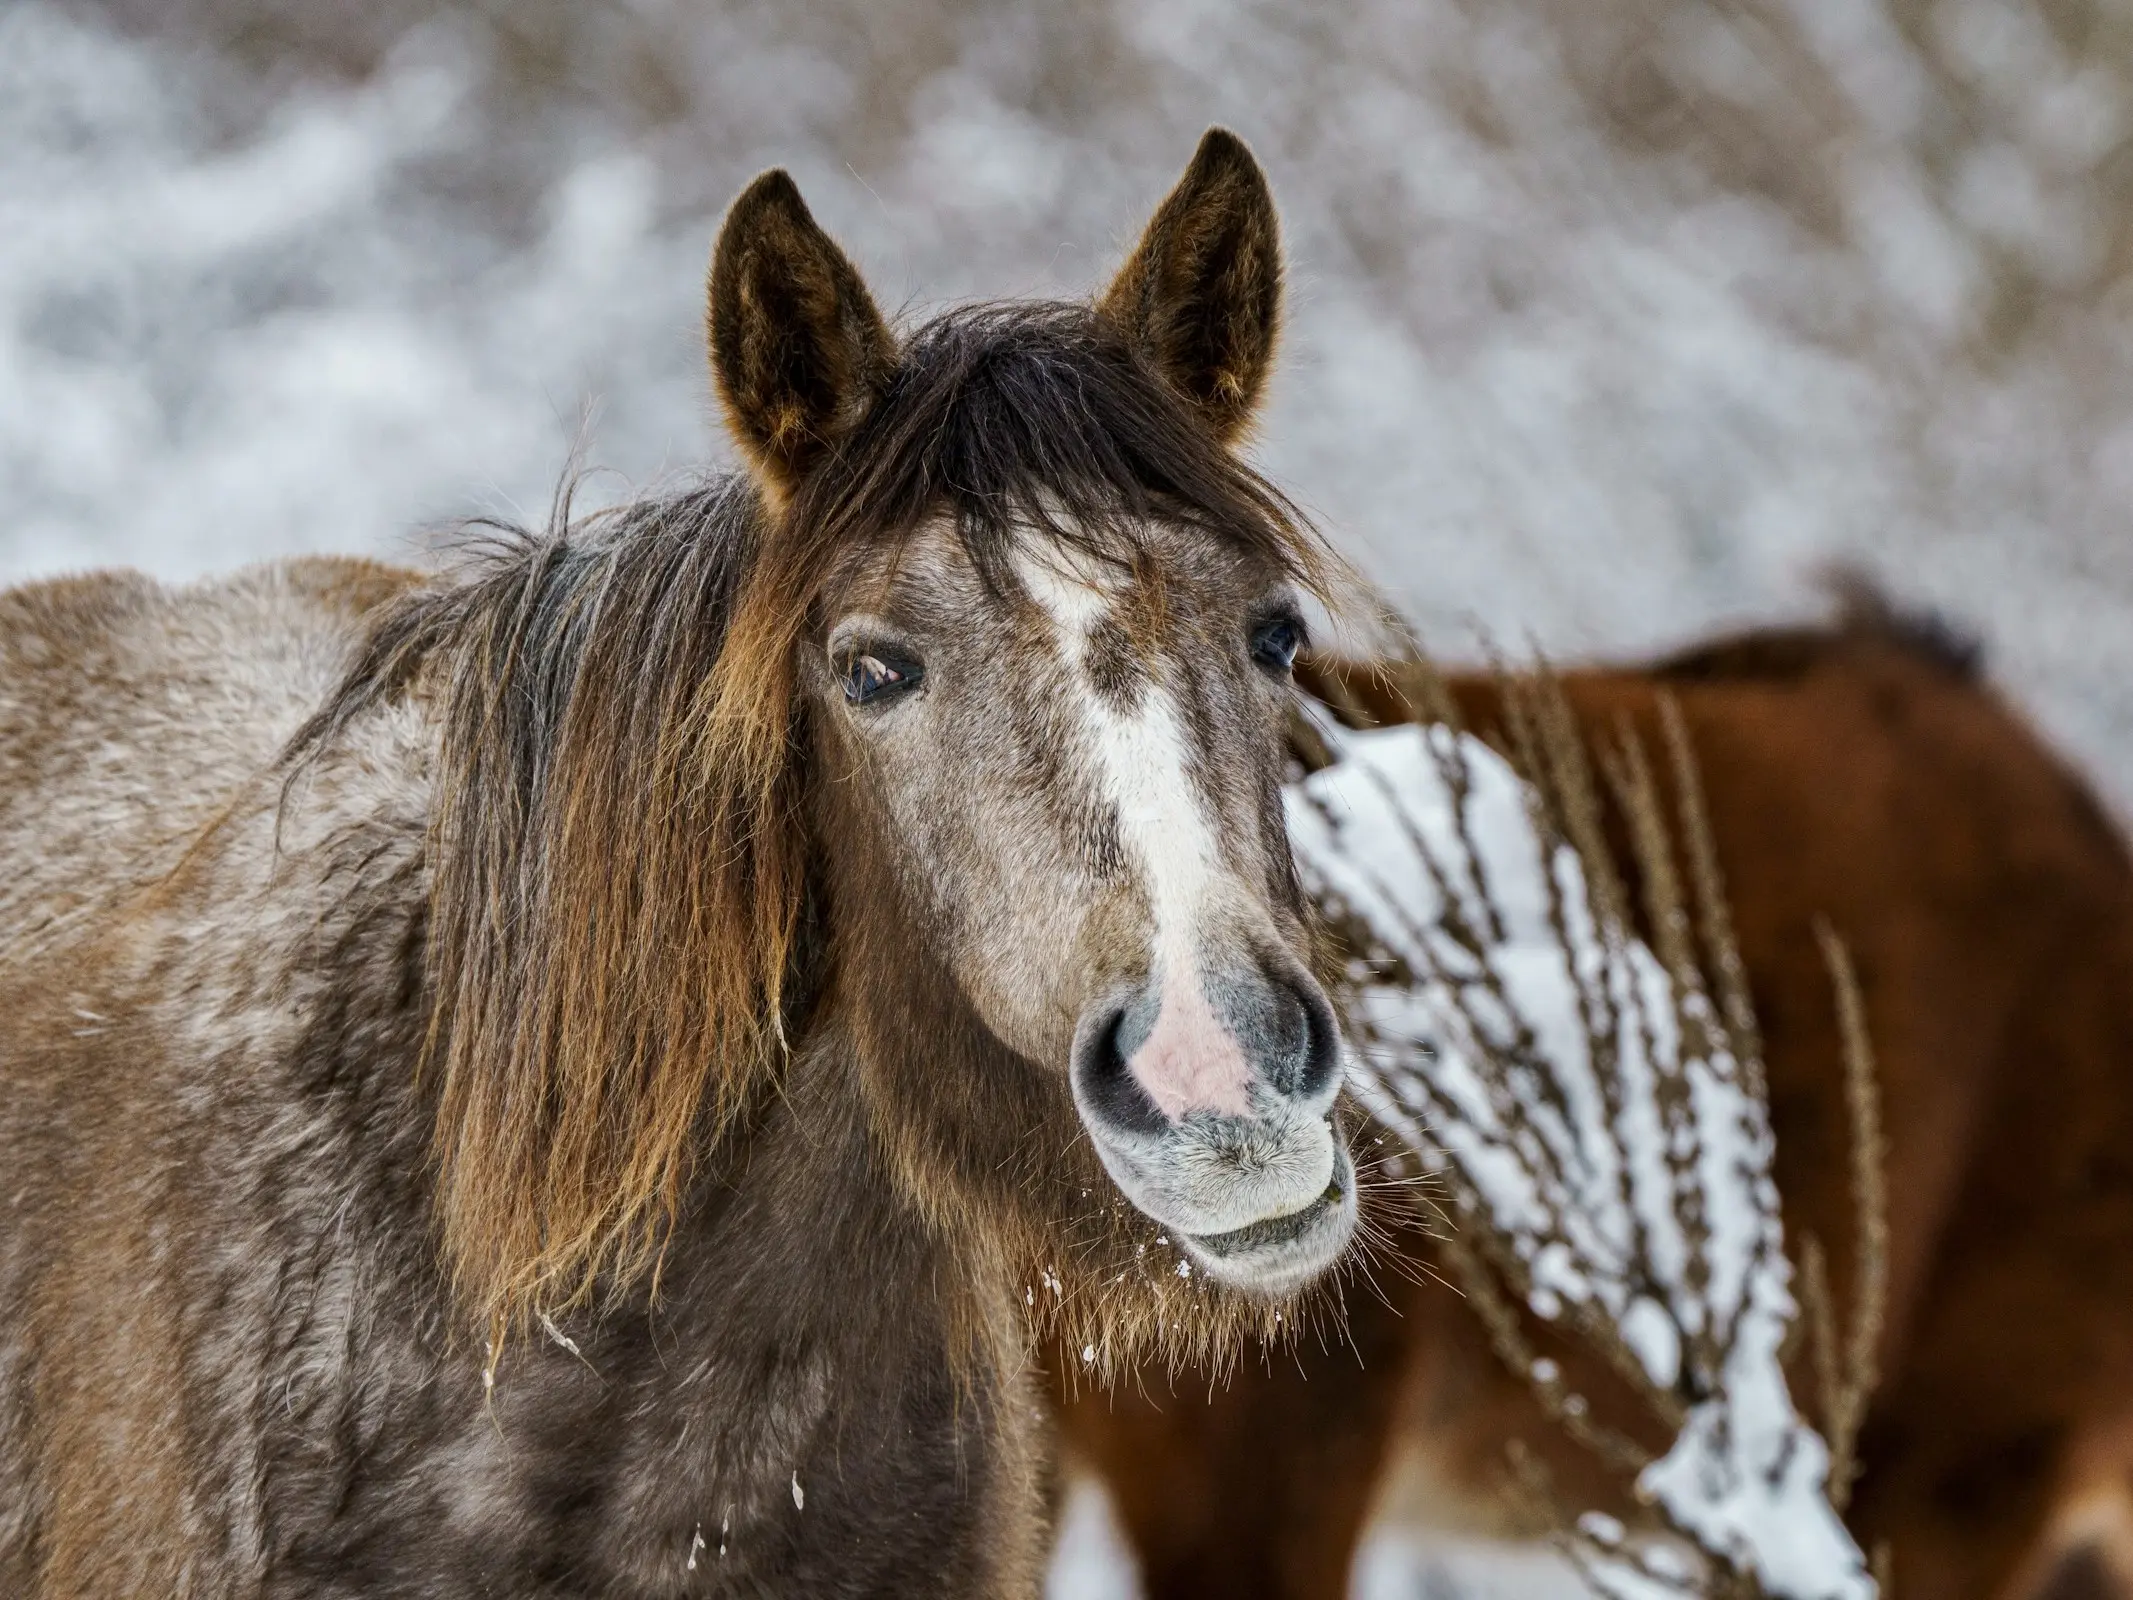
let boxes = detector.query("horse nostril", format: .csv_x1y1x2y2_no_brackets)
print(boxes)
1262,978,1340,1104
1291,982,1341,1103
1071,1003,1169,1138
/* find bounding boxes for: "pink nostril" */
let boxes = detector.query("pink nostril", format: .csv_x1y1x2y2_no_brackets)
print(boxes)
1124,972,1254,1121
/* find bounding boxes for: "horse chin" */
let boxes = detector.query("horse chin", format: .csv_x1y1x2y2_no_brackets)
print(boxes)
1174,1140,1358,1299
1084,1111,1361,1300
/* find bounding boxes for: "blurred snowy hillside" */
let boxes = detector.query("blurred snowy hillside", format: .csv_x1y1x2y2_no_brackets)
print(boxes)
6,0,2133,806
8,0,2132,1592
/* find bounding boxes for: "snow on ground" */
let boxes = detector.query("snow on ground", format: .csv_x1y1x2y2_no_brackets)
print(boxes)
6,0,2133,1592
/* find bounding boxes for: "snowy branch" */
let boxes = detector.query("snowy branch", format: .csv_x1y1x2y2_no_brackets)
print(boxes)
1287,691,1875,1600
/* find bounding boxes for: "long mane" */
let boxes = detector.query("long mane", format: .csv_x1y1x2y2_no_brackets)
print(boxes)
292,303,1329,1333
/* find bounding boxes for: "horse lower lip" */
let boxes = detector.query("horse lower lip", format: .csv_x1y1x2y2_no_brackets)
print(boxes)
1185,1180,1345,1258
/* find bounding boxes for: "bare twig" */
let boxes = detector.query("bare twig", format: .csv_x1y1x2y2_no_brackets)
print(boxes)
1799,1234,1843,1479
1660,694,1765,1097
1441,1220,1653,1476
1811,921,1889,1511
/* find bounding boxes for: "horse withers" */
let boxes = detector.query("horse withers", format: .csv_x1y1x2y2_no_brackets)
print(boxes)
0,131,1363,1596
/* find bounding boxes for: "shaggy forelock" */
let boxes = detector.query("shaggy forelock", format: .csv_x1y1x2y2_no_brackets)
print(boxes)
786,301,1325,598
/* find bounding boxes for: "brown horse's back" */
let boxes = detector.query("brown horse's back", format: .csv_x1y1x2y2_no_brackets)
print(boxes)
1059,618,2133,1600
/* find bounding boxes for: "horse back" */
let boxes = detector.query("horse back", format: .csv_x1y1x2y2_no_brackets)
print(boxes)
0,557,418,948
0,556,424,1598
1391,625,2133,1590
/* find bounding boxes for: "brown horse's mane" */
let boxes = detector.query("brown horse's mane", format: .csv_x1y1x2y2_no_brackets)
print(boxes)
1651,578,1985,686
289,301,1327,1334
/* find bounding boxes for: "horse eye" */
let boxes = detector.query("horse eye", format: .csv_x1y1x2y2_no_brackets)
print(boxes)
843,652,919,706
1251,614,1303,673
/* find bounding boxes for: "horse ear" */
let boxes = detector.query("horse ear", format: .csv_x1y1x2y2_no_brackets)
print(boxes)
707,170,896,500
1099,128,1283,444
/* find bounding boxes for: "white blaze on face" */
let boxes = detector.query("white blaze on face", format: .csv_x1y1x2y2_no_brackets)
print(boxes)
1017,544,1255,1121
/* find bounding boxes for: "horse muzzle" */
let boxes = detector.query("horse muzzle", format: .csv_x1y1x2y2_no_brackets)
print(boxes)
1070,960,1359,1297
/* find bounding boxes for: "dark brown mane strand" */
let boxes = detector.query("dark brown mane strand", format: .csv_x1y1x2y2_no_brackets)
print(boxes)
291,477,809,1332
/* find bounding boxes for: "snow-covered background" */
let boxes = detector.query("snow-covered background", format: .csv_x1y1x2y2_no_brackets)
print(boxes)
6,0,2132,1591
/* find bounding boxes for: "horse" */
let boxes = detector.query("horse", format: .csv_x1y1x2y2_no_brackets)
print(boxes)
0,129,1371,1597
1056,606,2133,1600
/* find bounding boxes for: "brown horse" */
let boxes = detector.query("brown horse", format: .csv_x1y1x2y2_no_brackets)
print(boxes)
0,130,1369,1597
1058,609,2133,1600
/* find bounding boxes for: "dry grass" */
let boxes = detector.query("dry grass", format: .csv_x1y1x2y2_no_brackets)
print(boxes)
1366,655,1894,1594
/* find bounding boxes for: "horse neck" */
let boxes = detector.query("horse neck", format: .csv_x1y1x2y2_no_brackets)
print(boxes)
817,821,1202,1368
818,829,1069,1256
693,1019,948,1327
